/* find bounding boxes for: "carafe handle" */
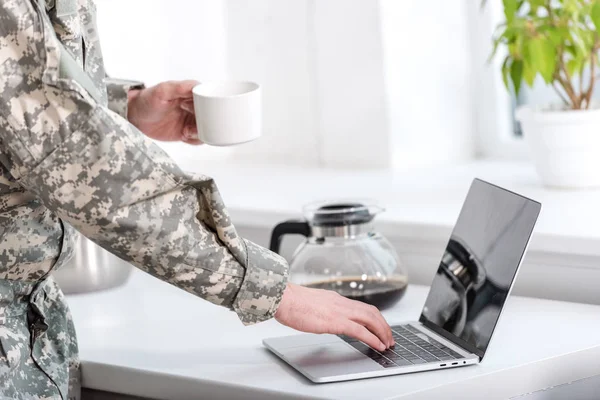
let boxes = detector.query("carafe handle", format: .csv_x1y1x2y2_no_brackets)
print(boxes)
269,220,311,254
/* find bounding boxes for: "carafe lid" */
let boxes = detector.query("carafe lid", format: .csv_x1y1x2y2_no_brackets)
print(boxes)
303,200,383,227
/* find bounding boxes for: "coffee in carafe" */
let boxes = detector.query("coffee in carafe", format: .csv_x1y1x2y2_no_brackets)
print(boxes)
306,276,408,310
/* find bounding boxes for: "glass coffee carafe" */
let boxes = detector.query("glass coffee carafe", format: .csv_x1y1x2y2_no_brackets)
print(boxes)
269,200,408,310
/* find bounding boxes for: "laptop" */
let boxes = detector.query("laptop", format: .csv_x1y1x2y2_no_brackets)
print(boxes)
263,178,541,383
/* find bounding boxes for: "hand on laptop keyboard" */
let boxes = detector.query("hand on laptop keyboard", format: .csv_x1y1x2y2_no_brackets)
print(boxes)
275,283,394,351
341,324,464,368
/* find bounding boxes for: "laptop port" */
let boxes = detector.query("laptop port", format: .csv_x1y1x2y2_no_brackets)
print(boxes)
452,362,458,365
440,364,446,367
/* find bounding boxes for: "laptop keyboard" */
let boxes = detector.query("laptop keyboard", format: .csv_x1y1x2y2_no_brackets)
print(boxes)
340,324,464,369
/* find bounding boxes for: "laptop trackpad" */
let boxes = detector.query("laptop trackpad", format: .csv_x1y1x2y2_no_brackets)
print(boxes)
283,342,381,377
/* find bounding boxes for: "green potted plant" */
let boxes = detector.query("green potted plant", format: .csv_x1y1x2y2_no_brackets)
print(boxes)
488,0,600,188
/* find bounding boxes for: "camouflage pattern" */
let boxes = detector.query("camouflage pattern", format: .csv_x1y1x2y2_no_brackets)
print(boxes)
105,78,144,120
0,0,288,398
0,277,79,399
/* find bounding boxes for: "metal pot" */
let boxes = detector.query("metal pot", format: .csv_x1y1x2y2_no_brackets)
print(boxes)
52,234,133,294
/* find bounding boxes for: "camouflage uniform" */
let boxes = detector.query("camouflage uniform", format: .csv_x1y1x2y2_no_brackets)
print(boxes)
0,0,289,398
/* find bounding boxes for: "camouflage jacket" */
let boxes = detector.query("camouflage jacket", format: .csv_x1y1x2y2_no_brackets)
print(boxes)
0,0,288,398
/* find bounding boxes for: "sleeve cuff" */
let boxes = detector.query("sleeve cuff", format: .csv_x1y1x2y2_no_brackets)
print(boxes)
105,78,145,119
232,239,289,325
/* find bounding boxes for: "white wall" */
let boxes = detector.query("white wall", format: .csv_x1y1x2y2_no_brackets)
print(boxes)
381,0,476,170
312,0,391,169
95,0,477,170
226,0,397,169
225,0,319,166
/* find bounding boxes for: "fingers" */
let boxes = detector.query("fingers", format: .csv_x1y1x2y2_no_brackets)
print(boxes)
155,80,200,101
180,107,199,143
348,302,394,348
180,99,194,113
182,137,203,146
174,80,201,98
342,322,386,352
183,121,199,142
367,304,394,347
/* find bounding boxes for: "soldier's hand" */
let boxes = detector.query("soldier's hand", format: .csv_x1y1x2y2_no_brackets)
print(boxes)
127,80,201,145
274,283,394,351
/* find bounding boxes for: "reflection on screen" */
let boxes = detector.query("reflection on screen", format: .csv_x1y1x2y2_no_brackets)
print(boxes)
420,179,540,356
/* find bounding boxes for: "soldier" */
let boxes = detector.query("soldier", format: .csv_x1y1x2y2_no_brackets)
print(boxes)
0,1,394,399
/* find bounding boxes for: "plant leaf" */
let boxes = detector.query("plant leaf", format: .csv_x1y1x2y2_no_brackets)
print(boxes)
565,44,578,58
502,57,512,92
503,0,517,24
547,30,563,47
510,59,524,95
523,62,536,87
569,32,587,57
527,37,557,83
566,58,581,77
592,1,600,35
564,0,579,15
532,0,549,15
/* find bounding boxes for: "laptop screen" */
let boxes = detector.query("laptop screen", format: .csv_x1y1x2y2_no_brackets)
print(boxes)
419,179,541,359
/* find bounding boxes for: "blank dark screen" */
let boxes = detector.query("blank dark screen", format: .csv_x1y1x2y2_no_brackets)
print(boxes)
420,179,540,356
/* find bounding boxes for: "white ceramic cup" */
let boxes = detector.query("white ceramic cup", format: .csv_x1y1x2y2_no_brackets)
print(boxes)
192,81,262,146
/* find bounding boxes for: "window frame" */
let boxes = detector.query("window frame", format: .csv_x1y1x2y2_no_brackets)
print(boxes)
471,0,528,160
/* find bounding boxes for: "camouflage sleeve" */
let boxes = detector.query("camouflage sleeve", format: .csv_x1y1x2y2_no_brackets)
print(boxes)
0,0,288,325
105,78,145,119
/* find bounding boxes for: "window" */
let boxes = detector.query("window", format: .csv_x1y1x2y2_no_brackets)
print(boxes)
471,0,527,160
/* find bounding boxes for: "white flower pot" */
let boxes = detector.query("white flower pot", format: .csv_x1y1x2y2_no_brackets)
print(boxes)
516,105,600,189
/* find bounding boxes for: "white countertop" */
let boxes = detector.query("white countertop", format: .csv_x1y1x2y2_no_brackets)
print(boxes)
69,269,600,400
